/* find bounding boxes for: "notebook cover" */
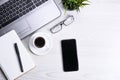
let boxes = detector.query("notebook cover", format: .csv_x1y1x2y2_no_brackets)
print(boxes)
0,30,35,80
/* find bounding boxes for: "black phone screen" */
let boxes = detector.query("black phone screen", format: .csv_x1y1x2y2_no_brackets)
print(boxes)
61,39,79,72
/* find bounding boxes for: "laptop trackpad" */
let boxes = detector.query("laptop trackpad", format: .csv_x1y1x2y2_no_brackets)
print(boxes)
4,20,31,37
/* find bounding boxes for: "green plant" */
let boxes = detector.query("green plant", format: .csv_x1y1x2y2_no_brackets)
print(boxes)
62,0,89,11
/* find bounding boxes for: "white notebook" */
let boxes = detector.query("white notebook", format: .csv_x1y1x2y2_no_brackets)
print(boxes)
0,30,35,80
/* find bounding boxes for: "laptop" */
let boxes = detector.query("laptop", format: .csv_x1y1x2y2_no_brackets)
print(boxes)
0,0,61,39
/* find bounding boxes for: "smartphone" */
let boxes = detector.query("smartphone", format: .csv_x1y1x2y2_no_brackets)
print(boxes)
61,39,79,72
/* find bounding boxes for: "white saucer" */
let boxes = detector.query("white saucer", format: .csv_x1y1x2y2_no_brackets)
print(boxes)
29,32,52,56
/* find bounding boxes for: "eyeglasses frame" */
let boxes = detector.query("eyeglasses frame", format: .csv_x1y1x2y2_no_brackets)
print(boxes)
50,15,74,34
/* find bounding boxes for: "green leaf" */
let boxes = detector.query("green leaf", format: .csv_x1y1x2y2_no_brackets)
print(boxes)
62,0,90,11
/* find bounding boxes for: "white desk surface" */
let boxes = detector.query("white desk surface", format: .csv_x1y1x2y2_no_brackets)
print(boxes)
1,0,120,80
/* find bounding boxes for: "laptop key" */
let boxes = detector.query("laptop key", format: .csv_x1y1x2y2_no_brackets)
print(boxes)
26,2,34,8
1,15,19,27
0,20,2,25
26,0,32,4
34,0,48,7
36,2,42,7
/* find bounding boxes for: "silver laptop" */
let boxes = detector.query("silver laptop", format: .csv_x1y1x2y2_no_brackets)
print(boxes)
0,0,61,39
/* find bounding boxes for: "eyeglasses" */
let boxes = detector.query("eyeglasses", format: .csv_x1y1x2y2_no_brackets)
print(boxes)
50,15,74,34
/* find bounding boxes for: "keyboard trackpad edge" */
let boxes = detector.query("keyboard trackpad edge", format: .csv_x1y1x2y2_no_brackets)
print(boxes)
4,20,31,37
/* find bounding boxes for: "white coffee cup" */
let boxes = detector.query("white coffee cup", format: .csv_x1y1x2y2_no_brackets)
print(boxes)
29,32,52,55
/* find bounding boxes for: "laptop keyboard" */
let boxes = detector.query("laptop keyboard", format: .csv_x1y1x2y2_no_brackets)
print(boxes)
0,0,48,29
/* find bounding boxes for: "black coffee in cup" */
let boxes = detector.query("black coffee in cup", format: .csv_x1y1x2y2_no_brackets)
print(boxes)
34,37,45,48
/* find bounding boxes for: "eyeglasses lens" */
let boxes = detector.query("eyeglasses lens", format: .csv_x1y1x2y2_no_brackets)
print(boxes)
64,16,74,26
50,24,62,33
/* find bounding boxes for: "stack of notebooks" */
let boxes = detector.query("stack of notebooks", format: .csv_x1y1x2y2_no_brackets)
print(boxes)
0,30,35,80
